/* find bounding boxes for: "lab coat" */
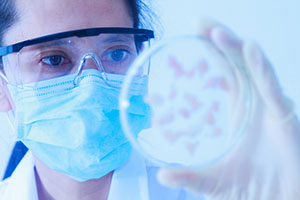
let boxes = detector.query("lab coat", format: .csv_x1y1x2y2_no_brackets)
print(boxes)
0,150,204,200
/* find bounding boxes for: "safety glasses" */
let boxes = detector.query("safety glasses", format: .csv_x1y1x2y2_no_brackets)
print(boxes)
0,27,154,86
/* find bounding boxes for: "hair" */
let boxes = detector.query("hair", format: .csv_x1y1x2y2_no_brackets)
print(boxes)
0,0,18,69
125,0,154,29
0,0,18,45
125,0,156,52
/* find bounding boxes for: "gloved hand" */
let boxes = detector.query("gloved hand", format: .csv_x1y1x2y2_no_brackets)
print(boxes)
157,19,300,200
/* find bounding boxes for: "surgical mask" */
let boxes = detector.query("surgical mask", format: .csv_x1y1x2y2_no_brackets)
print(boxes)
7,69,151,181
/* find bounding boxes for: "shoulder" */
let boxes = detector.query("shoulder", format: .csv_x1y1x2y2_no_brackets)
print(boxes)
0,178,10,200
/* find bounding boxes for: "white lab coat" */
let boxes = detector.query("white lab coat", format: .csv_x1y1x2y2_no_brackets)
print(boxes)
0,150,204,200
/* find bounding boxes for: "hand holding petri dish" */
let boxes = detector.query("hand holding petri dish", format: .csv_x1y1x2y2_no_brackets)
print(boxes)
120,35,253,169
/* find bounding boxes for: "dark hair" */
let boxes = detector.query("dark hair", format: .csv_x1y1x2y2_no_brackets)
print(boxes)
0,0,18,69
126,0,153,29
0,0,18,46
0,0,153,68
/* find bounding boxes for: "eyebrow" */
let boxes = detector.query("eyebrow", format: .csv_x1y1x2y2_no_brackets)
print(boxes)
21,34,137,54
33,39,74,48
100,34,135,45
29,35,134,50
25,39,75,51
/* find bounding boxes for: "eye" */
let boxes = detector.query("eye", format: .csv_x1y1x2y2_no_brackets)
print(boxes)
107,49,128,62
100,47,136,74
41,55,69,66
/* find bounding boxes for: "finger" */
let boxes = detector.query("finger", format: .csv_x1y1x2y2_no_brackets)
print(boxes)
210,26,244,68
209,26,245,94
157,168,204,193
157,168,197,187
243,41,293,119
197,18,222,37
198,19,245,72
206,26,254,133
198,20,244,92
157,167,221,194
243,42,300,179
197,18,237,40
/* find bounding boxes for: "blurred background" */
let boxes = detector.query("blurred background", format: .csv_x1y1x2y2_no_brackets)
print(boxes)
1,0,300,178
154,0,300,107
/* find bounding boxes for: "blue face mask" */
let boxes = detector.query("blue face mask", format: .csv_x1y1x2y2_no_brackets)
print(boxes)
7,69,151,181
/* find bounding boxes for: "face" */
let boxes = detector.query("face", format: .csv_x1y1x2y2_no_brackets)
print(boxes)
0,0,133,112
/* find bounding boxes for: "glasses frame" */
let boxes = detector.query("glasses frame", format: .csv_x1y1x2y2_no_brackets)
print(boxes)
0,27,155,56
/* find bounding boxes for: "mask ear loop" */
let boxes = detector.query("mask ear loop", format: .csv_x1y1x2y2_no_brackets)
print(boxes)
144,40,152,76
6,109,16,134
16,52,24,89
0,56,9,83
73,53,108,86
0,71,9,83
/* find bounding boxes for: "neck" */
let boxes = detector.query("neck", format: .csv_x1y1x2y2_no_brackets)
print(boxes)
33,156,113,200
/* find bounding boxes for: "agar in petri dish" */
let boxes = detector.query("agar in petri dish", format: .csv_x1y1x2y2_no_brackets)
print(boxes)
120,35,253,169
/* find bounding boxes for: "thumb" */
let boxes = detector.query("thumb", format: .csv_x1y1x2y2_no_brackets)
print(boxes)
157,167,219,194
243,41,294,120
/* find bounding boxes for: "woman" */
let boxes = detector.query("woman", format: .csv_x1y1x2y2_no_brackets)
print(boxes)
0,0,299,200
0,0,203,199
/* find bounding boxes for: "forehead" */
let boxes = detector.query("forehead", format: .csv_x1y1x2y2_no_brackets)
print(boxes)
4,0,133,45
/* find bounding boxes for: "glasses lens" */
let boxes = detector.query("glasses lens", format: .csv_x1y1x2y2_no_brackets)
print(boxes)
5,33,150,85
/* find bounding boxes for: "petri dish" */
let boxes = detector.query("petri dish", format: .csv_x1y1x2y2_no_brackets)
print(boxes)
120,35,253,169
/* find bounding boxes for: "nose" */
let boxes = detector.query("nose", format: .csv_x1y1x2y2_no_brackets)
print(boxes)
73,53,107,85
78,53,104,72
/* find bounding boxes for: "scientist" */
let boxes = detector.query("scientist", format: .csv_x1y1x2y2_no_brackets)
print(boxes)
0,0,300,200
0,0,202,199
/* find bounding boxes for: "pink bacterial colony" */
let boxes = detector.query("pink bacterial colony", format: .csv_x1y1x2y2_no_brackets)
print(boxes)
149,56,229,155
